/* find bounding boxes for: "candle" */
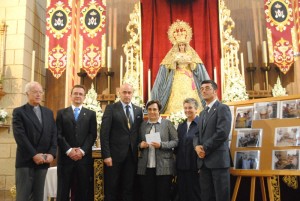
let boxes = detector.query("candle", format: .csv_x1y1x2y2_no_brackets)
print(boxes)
240,52,245,78
140,60,144,101
107,46,112,71
262,41,267,64
120,55,123,85
247,41,253,63
65,65,69,107
31,50,35,81
148,69,151,100
213,67,217,84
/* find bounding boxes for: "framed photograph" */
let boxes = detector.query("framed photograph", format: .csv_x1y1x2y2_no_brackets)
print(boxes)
235,106,254,129
253,101,279,120
234,151,260,170
274,127,300,146
280,100,298,119
272,150,299,170
236,129,262,147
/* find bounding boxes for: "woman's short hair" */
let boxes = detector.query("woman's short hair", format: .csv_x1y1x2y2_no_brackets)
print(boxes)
183,98,199,109
146,100,162,111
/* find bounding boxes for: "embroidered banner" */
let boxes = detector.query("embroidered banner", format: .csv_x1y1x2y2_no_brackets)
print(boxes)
265,0,296,74
79,0,106,79
46,0,72,79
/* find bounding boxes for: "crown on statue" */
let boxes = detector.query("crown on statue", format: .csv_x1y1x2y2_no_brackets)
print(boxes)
168,20,192,45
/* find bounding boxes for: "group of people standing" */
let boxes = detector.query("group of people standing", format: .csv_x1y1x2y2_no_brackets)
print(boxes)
12,79,231,201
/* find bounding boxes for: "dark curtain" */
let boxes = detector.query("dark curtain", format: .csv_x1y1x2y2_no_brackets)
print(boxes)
141,0,221,101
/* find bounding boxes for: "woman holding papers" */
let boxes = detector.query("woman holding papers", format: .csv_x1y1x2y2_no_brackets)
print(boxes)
137,100,178,201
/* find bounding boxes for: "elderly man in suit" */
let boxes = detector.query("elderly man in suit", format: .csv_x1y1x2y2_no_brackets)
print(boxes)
194,80,232,201
56,84,97,201
12,81,57,201
100,83,143,201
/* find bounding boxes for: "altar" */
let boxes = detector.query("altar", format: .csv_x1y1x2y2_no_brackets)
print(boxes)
92,149,104,201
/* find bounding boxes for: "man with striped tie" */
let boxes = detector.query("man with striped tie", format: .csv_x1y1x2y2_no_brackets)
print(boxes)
100,83,143,201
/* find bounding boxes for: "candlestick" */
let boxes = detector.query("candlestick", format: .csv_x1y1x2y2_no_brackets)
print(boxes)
213,67,217,84
120,55,123,85
246,64,256,90
126,52,129,73
247,41,253,63
148,69,151,100
260,64,271,91
107,46,112,71
31,50,35,81
262,41,267,64
240,53,245,78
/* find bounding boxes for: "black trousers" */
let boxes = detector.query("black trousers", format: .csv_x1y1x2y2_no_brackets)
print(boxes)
57,162,92,201
139,168,172,201
177,170,201,201
104,149,136,201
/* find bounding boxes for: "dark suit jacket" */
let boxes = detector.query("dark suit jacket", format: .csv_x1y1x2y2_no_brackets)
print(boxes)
12,103,57,169
100,101,143,163
56,106,97,165
176,116,199,171
193,100,232,169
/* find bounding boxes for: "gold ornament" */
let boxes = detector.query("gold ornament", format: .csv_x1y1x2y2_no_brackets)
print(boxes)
168,20,192,45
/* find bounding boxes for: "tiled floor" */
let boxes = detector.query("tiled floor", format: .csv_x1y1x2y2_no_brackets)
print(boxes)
0,190,14,201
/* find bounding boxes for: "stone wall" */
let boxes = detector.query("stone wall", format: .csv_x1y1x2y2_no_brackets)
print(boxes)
0,0,46,190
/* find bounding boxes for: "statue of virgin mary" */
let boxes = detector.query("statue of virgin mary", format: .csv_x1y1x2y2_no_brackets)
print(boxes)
151,20,210,113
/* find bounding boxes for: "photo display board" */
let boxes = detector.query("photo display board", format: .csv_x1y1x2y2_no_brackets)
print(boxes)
228,95,300,176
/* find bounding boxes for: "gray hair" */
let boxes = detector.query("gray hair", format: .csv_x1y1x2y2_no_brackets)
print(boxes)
183,98,199,109
24,81,42,94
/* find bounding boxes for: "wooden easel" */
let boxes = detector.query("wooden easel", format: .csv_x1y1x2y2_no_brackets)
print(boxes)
231,175,275,201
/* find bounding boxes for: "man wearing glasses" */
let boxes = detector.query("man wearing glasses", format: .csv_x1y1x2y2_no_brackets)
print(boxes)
194,80,232,201
12,81,57,201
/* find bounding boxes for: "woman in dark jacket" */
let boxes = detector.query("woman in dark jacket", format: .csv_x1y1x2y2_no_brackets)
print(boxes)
176,98,201,201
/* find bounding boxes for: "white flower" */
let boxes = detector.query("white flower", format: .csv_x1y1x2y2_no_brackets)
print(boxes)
0,109,8,121
83,84,103,132
167,110,186,128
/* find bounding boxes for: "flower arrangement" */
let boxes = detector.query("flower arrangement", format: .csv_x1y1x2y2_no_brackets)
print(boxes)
272,76,287,97
0,108,8,123
167,110,186,128
83,84,103,132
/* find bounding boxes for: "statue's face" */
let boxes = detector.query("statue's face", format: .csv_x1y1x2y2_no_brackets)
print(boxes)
178,43,186,52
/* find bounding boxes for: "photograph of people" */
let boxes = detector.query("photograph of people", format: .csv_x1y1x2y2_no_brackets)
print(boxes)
137,100,178,201
235,151,259,170
235,106,253,129
273,150,299,170
237,129,262,148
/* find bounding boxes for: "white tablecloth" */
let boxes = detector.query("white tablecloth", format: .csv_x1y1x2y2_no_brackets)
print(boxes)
43,166,57,201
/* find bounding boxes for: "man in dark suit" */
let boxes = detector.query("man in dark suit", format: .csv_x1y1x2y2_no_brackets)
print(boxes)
12,81,57,201
56,85,97,201
194,80,232,201
100,83,143,201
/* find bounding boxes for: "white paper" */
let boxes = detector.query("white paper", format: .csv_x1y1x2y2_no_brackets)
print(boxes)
145,132,161,143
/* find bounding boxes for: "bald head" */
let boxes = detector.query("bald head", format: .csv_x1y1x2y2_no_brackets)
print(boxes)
119,83,133,104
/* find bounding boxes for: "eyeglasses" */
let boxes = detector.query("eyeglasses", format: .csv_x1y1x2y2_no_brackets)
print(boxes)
30,90,44,95
72,92,85,96
200,86,213,92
